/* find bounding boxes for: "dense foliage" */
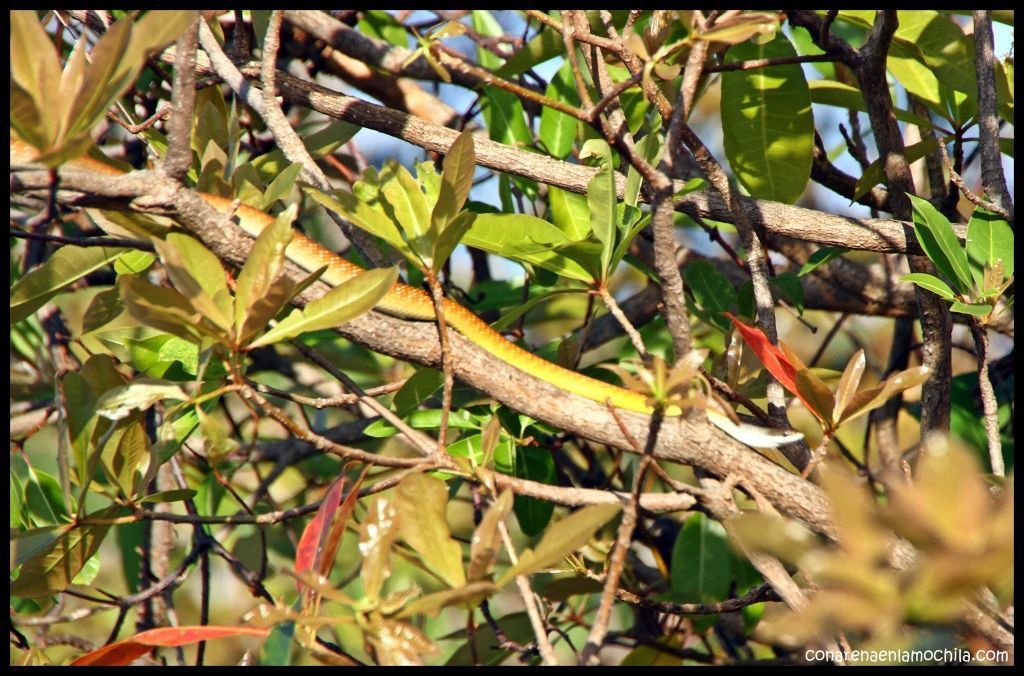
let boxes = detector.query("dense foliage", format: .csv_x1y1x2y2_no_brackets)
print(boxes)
9,10,1014,666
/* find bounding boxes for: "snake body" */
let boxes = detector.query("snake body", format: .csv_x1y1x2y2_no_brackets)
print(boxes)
11,138,652,413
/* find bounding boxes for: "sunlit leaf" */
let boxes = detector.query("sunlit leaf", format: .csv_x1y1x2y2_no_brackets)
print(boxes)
248,266,398,348
833,350,866,422
721,32,812,204
497,503,620,585
11,506,120,599
908,194,973,295
154,233,232,332
468,489,513,581
431,129,476,234
837,366,931,426
71,625,269,666
394,474,466,588
234,206,297,344
11,246,127,324
902,272,956,301
360,497,400,601
94,379,189,421
966,208,1014,284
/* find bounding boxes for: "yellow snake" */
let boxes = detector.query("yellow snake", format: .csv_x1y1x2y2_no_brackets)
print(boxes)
10,137,802,447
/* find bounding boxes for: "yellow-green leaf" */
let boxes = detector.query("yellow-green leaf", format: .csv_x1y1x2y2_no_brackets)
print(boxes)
11,246,127,324
468,489,513,581
10,506,120,599
832,349,866,423
394,474,466,589
234,205,296,343
154,233,232,332
248,266,398,348
497,503,620,586
10,11,63,144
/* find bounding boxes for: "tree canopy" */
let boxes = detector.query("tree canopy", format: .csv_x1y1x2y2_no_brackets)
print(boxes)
9,10,1014,667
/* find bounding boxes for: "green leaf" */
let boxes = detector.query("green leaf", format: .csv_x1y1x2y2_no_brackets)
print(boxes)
495,27,563,78
365,408,479,438
234,205,297,344
138,489,197,504
497,503,620,586
154,233,232,332
462,213,594,282
107,418,148,497
399,581,498,618
772,272,804,314
306,186,412,260
580,139,617,277
795,369,835,428
248,266,398,348
902,272,955,301
908,194,973,295
480,86,532,149
669,513,731,603
114,250,155,275
379,162,431,242
357,10,408,48
393,368,445,417
9,11,63,145
949,301,993,317
548,186,591,241
11,506,120,599
892,11,978,107
721,33,813,204
624,125,664,208
394,474,466,588
432,130,477,235
854,138,939,200
432,212,476,274
252,120,360,178
260,162,303,209
798,247,848,276
512,447,557,537
966,208,1014,283
60,19,133,142
490,288,585,332
684,261,737,331
95,379,189,421
468,489,514,581
807,80,934,129
118,274,209,341
539,61,581,159
11,246,127,324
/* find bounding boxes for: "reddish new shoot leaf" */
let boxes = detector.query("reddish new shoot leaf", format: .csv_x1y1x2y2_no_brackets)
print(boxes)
724,312,823,419
71,626,269,666
295,475,346,591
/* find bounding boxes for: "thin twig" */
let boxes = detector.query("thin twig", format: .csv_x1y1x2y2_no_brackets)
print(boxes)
597,286,648,359
967,317,1005,477
497,520,558,665
427,274,454,454
9,227,155,251
937,139,1011,220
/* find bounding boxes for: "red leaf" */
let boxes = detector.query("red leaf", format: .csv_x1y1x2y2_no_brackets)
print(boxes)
294,476,347,591
724,311,819,411
71,626,269,666
316,469,366,580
